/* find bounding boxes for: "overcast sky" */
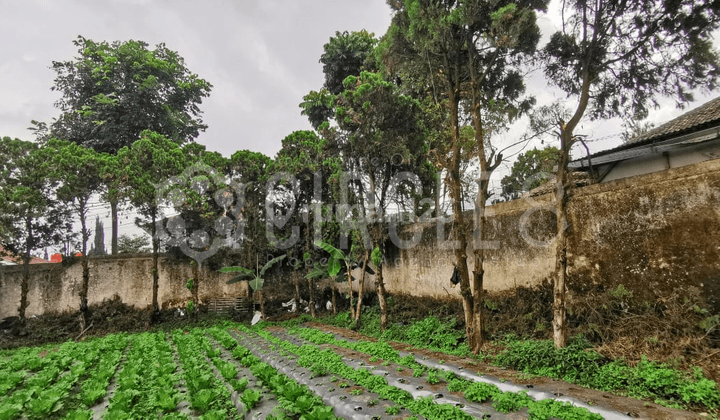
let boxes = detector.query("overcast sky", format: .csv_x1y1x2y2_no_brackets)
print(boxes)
3,0,716,158
2,0,716,252
0,0,395,159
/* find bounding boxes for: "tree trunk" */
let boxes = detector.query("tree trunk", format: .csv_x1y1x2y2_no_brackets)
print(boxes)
331,285,337,315
346,264,355,320
191,261,200,321
442,78,475,350
80,211,90,333
293,270,301,313
435,173,442,218
20,257,30,325
308,278,316,318
354,251,369,329
471,219,486,353
553,129,572,348
468,71,494,352
151,213,160,323
18,218,32,325
110,199,119,255
259,290,266,320
551,62,592,348
376,262,389,331
470,169,488,352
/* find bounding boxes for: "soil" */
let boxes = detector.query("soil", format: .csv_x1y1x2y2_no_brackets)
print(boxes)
0,294,244,350
306,322,707,420
2,280,718,418
315,284,720,383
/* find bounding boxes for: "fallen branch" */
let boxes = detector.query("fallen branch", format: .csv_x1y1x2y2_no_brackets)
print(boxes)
76,322,93,341
695,349,720,363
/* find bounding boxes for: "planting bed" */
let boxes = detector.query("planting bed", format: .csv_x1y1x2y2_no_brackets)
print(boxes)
0,321,704,419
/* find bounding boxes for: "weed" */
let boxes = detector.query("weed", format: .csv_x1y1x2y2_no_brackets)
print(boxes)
426,371,440,385
609,284,632,300
492,391,533,413
464,382,499,403
385,405,401,415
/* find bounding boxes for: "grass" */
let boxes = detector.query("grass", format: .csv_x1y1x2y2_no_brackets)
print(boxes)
301,309,720,413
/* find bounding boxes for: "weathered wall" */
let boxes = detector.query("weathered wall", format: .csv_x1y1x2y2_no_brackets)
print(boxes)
0,255,247,319
567,158,720,310
381,158,720,311
2,159,719,318
380,194,557,299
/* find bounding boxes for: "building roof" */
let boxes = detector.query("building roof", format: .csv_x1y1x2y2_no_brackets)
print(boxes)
0,245,52,265
629,96,720,144
570,96,720,169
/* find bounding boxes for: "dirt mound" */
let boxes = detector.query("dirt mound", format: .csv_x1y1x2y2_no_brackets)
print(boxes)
0,294,237,350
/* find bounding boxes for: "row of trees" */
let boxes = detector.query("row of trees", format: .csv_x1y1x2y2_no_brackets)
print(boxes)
2,0,719,350
374,0,719,350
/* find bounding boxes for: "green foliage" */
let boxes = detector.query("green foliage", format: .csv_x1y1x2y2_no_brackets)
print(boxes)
495,336,720,409
527,399,603,420
221,254,286,290
0,137,69,319
319,30,378,95
230,378,249,392
699,315,720,332
543,0,720,122
447,379,465,392
299,89,336,130
385,405,401,415
45,139,107,264
315,241,344,278
500,147,559,200
299,406,335,420
118,130,187,232
25,388,64,416
371,247,382,267
240,388,262,411
426,370,440,384
49,36,211,154
199,410,227,420
494,335,606,383
609,284,633,301
403,316,466,354
463,382,500,403
191,388,219,412
115,234,149,253
492,390,533,413
63,409,93,420
217,360,238,380
154,389,178,411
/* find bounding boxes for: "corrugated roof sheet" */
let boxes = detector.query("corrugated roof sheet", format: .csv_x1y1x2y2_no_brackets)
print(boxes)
571,96,720,168
629,96,720,144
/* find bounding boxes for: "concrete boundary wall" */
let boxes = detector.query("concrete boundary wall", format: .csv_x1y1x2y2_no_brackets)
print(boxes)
381,158,720,311
2,159,719,319
0,255,247,319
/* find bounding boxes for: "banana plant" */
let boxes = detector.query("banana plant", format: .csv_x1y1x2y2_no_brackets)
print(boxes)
221,255,286,291
221,255,286,319
314,240,374,317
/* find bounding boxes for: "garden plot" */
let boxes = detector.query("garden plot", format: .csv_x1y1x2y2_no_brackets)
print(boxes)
0,322,648,419
0,327,339,420
254,325,626,420
0,333,129,420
